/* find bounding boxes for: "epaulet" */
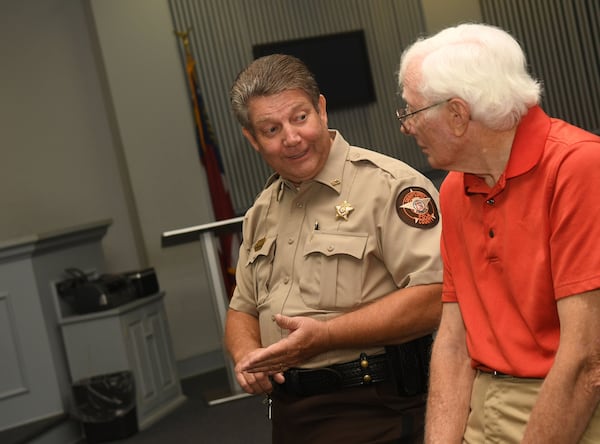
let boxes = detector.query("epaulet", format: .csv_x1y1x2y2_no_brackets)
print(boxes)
348,146,409,179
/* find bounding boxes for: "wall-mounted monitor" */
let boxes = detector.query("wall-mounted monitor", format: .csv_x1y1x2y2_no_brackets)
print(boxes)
252,30,376,110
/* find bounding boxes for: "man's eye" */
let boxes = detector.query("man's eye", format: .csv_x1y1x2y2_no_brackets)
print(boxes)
296,113,308,122
261,126,278,136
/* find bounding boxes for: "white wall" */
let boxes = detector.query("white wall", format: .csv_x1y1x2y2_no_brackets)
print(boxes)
0,0,141,272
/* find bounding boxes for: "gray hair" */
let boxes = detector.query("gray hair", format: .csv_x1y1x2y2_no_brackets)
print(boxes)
398,23,542,131
230,54,321,130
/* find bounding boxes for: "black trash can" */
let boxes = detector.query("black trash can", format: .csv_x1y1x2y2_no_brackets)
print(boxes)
72,370,138,443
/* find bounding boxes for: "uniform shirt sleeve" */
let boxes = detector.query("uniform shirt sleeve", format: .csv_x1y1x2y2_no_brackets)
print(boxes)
381,172,443,288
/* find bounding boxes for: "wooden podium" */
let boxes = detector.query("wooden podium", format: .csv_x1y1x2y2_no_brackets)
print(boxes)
162,216,249,405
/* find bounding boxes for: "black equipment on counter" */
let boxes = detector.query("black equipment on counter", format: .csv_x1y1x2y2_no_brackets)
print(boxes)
57,267,160,315
122,268,159,299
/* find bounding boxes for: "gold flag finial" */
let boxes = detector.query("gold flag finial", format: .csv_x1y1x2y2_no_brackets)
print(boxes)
174,28,192,55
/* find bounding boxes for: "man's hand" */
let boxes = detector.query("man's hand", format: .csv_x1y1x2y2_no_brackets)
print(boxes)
224,308,285,394
241,314,330,373
233,353,284,395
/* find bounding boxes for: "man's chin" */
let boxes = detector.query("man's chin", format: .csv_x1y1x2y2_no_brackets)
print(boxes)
423,154,440,170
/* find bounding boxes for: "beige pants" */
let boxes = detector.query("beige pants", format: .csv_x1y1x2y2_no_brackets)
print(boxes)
463,370,600,443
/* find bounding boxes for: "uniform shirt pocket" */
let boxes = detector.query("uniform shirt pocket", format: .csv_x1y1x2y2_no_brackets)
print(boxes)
246,235,277,305
300,231,368,310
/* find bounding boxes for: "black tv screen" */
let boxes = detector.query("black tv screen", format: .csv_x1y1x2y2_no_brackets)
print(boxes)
252,30,376,110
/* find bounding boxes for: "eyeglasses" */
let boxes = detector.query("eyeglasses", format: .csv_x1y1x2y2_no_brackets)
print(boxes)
395,99,449,132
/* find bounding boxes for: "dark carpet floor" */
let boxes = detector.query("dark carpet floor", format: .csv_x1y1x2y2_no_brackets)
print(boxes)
102,368,271,444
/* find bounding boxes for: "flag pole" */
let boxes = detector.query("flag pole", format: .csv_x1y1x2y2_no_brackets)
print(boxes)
174,27,238,298
175,28,209,161
173,28,246,405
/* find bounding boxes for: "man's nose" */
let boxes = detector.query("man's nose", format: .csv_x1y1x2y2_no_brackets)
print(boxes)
282,125,301,146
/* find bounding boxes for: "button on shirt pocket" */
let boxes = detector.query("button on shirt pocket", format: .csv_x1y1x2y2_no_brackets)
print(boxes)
246,235,276,305
300,231,368,310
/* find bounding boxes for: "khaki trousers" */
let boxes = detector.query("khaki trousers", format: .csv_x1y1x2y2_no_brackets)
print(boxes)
464,370,600,443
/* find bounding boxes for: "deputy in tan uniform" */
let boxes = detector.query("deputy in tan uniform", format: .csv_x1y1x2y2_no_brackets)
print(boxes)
225,54,442,444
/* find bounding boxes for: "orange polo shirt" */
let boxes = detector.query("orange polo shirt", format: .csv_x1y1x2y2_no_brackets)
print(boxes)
440,106,600,377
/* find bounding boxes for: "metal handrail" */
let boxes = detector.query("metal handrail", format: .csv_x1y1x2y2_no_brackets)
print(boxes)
161,216,244,248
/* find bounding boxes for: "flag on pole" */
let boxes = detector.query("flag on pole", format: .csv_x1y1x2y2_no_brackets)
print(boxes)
176,29,239,299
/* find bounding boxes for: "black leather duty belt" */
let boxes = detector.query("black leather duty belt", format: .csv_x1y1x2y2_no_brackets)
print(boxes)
274,353,390,397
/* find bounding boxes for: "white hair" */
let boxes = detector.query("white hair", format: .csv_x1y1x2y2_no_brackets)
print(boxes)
399,23,542,131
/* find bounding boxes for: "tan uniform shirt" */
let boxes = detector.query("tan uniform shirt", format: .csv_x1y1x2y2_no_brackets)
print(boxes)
230,130,442,367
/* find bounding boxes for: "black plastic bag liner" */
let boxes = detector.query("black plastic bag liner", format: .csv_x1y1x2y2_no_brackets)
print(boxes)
71,371,137,443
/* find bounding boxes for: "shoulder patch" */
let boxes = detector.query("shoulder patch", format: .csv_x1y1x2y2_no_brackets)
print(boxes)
396,187,439,229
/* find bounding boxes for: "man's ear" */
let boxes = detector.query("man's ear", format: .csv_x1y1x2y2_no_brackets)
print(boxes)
447,98,470,136
242,127,260,152
318,94,328,127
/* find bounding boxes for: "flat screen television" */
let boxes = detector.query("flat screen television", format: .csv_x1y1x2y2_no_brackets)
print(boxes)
252,30,376,110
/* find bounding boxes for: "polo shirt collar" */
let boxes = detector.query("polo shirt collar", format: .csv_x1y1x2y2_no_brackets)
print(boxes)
463,106,550,194
504,106,549,178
